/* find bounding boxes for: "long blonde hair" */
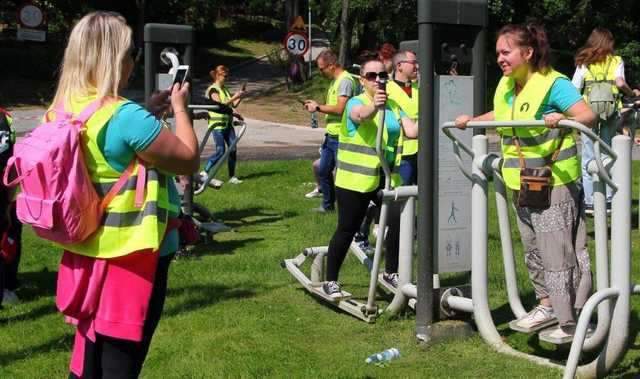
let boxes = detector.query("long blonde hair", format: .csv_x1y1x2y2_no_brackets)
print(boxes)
52,11,132,106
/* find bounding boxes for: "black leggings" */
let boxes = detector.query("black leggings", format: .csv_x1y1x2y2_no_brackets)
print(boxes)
326,186,400,281
69,254,173,379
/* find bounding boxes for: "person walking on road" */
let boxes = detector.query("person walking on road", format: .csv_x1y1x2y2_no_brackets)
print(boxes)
303,50,357,213
202,65,247,188
455,23,596,340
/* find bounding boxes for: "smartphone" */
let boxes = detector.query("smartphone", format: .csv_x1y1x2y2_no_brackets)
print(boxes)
241,82,247,91
172,65,189,88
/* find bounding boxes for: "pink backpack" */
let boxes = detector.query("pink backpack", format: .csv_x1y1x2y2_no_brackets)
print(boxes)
2,99,142,245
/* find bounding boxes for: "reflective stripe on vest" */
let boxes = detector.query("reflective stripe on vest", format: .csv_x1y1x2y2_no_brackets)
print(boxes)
206,84,231,130
334,94,403,192
325,70,357,136
387,80,419,156
57,95,175,258
493,70,581,190
583,55,622,108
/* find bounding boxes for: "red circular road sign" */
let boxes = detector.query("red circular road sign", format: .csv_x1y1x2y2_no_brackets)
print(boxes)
283,31,309,56
17,3,45,28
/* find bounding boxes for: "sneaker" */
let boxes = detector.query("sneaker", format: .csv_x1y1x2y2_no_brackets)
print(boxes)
2,290,19,305
382,272,399,288
322,281,343,299
356,240,375,255
304,188,322,198
228,176,243,184
547,325,575,340
515,305,555,329
310,206,334,214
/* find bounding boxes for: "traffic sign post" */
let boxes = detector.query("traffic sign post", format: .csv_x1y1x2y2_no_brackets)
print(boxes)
16,3,47,42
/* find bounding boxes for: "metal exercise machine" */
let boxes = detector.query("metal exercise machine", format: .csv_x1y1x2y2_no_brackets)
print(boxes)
442,120,634,379
281,90,421,322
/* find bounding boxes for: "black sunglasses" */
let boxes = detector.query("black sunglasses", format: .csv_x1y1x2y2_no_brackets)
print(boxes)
363,71,389,81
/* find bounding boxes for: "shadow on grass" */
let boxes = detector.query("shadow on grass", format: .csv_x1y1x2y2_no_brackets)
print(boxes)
238,169,287,180
15,269,59,300
0,332,73,367
193,237,264,257
215,208,298,228
163,283,255,318
0,303,57,325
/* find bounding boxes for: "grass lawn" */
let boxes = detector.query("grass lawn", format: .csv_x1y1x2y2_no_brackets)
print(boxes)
239,74,333,127
2,160,640,378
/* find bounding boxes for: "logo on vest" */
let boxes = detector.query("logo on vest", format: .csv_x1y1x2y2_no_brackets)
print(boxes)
520,102,530,113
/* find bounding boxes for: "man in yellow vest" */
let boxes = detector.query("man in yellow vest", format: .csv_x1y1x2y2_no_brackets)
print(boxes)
303,50,357,213
388,50,419,185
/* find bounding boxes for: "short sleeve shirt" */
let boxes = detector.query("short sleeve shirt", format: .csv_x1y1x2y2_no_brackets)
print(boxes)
101,102,178,256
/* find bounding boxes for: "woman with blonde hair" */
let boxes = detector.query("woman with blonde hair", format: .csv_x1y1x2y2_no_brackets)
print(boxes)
572,27,640,213
201,65,246,187
50,11,199,377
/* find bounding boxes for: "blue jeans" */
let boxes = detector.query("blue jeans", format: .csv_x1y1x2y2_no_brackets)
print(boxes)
581,124,612,206
398,153,417,185
204,127,237,177
318,134,338,210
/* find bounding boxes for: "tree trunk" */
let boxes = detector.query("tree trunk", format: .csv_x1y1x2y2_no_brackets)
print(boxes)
338,0,351,67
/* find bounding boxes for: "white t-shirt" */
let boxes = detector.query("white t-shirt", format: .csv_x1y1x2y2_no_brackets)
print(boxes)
572,59,625,91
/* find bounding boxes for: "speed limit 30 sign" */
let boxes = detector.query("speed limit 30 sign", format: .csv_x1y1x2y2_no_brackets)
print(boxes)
283,31,309,56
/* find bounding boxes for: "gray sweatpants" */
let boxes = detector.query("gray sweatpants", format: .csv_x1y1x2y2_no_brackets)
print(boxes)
513,182,592,328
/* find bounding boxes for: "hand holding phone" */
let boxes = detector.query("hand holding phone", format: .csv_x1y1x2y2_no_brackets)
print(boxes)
172,65,190,89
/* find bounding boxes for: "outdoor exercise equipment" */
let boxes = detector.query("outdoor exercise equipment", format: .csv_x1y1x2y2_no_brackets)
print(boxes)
441,120,634,379
143,23,240,244
414,0,488,339
282,83,420,322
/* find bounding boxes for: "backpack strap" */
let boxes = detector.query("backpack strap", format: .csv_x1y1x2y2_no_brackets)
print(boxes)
99,158,147,211
75,98,106,124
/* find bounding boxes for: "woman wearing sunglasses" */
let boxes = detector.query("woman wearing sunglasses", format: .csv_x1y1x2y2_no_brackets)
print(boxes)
321,59,418,298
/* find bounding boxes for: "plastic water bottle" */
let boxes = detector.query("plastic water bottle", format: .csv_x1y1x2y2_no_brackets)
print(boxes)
310,111,318,129
365,348,400,364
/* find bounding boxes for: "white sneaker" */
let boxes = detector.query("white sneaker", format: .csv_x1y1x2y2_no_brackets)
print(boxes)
3,290,19,305
515,305,555,329
322,281,343,299
305,188,321,198
228,176,243,184
547,325,575,340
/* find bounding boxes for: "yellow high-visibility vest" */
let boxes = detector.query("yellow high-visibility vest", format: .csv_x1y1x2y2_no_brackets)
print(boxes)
494,70,581,190
58,95,177,258
387,80,419,156
325,70,357,136
206,84,232,130
335,93,403,193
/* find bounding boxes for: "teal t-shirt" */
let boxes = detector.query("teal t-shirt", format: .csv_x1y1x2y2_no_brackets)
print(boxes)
506,77,582,118
345,98,407,164
100,101,179,256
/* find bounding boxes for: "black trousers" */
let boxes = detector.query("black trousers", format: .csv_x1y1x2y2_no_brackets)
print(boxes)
69,254,173,379
326,186,400,281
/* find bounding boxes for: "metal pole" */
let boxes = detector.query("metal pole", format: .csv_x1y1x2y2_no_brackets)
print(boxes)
416,0,435,341
308,1,312,77
472,24,486,135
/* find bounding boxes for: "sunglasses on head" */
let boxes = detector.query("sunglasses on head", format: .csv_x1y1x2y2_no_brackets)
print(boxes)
363,71,389,81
